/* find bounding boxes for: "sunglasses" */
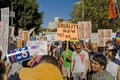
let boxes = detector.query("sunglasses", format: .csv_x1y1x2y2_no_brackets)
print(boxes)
76,48,81,50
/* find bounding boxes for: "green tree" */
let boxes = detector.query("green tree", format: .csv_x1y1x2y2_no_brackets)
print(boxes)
70,0,120,32
12,0,44,35
0,0,10,8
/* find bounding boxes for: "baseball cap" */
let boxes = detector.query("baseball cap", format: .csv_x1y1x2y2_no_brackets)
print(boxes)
108,45,117,53
108,45,116,50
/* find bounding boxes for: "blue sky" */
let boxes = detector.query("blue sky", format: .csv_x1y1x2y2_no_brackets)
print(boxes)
36,0,80,28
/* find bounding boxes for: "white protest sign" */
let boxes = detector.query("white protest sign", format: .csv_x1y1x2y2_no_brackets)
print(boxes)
26,41,47,55
47,32,57,42
1,7,9,58
91,33,98,43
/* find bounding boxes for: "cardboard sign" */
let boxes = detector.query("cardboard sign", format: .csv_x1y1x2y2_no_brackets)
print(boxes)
98,29,112,47
23,31,29,41
57,22,78,41
78,21,91,39
17,38,22,48
7,47,31,63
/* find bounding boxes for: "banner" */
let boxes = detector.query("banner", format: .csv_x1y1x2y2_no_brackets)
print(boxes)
57,22,78,41
7,47,31,63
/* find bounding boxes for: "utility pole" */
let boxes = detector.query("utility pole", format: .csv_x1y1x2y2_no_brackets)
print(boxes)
82,0,84,21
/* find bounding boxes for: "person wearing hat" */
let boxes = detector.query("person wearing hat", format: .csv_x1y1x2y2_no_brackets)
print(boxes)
107,45,120,65
19,55,63,80
106,45,120,80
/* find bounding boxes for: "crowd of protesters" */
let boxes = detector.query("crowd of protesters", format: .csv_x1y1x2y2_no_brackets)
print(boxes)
0,38,120,80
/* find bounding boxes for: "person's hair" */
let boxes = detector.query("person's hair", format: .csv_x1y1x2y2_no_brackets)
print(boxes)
39,55,58,67
54,42,59,47
75,41,83,48
0,62,6,79
108,49,117,60
106,40,113,45
0,50,2,60
92,54,107,70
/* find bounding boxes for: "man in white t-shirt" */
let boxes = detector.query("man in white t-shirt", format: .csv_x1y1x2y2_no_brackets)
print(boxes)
71,41,89,80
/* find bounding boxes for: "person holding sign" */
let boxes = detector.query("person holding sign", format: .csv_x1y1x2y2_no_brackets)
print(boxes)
60,41,73,80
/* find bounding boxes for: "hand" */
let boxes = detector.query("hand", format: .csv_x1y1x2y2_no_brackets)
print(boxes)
82,72,86,79
71,71,74,77
5,61,11,74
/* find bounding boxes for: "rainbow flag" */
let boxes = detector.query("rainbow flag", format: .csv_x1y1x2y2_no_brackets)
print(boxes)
115,33,120,42
108,0,117,22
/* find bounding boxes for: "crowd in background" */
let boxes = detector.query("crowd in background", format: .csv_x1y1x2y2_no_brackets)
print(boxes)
0,39,120,80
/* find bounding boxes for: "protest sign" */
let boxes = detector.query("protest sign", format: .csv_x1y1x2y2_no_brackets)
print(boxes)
78,21,91,39
47,32,57,42
17,38,22,48
26,41,47,55
7,47,31,63
98,29,112,47
23,31,29,41
1,7,9,58
57,22,78,41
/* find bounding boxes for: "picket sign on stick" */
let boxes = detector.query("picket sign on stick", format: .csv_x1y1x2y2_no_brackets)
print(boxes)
66,40,69,56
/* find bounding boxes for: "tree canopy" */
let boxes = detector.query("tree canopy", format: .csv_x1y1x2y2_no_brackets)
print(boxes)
12,0,44,35
0,0,44,35
70,0,120,32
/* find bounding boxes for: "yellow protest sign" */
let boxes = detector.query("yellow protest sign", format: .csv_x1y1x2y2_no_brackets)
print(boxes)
24,31,29,41
17,38,22,48
57,22,78,41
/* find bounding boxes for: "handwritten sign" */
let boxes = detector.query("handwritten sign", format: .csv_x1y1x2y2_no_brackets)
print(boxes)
47,32,57,42
78,21,91,39
7,47,31,63
23,31,29,41
57,22,78,41
17,38,22,48
98,29,112,47
26,41,47,55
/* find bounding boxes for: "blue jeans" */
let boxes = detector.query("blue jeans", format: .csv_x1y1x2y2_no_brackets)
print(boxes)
74,73,86,80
